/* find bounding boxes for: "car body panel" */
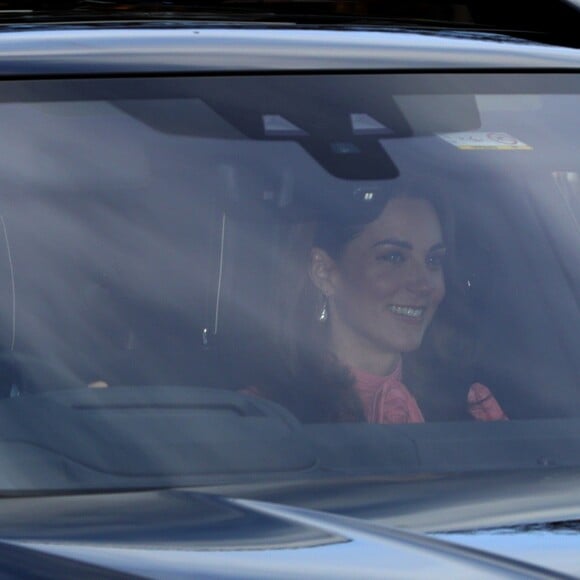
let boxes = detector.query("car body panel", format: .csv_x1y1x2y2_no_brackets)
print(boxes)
190,469,580,533
0,490,573,578
438,531,580,578
0,28,579,76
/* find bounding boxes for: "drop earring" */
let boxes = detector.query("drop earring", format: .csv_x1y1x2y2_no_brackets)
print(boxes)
319,295,329,322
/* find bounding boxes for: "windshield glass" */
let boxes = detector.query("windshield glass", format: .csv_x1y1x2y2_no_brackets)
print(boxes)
0,73,578,492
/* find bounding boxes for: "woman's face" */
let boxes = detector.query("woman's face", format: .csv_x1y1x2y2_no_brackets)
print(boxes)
312,197,446,360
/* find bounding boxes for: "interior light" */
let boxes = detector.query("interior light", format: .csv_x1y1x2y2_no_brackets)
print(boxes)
263,115,307,137
350,113,393,135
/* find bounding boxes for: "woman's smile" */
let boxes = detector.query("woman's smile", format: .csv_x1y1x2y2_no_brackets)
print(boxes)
387,304,426,320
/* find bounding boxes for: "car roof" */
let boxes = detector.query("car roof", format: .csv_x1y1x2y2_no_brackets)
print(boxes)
0,27,578,76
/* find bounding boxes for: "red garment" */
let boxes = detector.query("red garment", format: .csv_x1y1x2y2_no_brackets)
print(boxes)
467,382,509,422
353,362,424,423
352,361,508,424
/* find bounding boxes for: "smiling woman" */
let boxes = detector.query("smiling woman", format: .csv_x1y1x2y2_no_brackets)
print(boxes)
243,187,508,423
311,196,446,374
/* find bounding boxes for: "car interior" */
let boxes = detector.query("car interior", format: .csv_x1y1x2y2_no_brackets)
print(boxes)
0,75,577,488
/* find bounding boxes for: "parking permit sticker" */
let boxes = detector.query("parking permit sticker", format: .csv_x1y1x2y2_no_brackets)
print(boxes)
438,131,532,150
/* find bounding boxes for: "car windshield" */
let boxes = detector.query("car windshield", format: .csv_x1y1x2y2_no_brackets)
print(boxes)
0,72,578,493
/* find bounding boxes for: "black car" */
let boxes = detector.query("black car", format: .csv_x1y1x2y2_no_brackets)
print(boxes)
0,1,578,577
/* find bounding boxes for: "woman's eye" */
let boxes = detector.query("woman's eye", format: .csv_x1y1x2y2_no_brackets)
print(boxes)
379,251,405,264
426,253,446,270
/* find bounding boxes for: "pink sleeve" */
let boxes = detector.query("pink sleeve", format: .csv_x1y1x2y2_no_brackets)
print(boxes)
468,382,508,421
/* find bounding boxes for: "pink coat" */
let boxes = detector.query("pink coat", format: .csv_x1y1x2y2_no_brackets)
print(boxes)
352,361,507,424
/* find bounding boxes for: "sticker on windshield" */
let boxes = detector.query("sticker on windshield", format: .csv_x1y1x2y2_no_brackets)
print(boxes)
438,131,532,150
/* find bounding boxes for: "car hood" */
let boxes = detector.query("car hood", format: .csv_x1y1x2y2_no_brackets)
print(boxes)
436,528,580,578
0,488,577,579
